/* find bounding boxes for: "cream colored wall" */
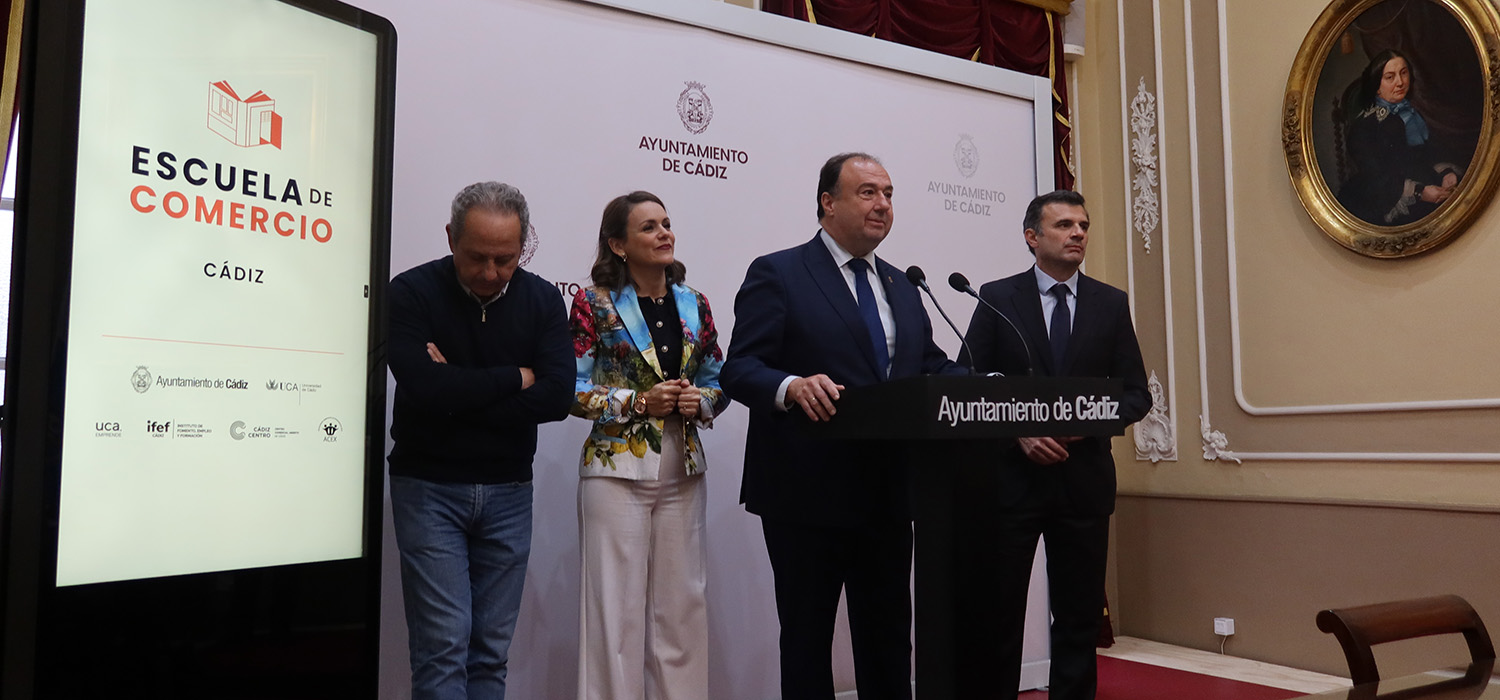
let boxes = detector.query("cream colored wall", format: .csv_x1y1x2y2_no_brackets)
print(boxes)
1079,0,1500,507
1114,496,1500,677
1071,0,1500,675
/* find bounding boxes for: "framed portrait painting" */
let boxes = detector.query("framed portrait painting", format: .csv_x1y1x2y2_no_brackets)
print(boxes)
1283,0,1500,257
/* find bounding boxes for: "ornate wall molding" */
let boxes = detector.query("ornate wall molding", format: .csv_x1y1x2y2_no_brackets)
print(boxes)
1118,0,1181,468
1199,415,1241,464
1134,370,1178,463
1130,76,1160,254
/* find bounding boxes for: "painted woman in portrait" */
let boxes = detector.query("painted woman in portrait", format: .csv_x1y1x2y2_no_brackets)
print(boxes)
1336,48,1464,226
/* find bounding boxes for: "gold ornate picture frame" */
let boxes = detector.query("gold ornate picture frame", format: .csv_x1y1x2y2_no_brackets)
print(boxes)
1284,0,1500,258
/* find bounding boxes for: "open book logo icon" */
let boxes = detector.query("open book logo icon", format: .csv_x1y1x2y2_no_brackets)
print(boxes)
207,81,282,149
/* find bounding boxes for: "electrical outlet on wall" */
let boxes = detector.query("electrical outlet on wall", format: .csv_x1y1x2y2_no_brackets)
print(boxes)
1214,617,1235,636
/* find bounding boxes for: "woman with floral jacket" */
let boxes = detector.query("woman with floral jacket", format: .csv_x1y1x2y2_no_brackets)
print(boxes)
568,190,728,700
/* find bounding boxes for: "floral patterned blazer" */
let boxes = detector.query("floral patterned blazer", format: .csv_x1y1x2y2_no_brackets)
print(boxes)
569,283,729,479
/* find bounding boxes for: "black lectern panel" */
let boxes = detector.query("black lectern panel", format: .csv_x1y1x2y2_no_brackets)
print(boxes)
801,374,1130,699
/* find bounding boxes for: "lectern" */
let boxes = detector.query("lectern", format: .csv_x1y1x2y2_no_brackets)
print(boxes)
804,374,1129,699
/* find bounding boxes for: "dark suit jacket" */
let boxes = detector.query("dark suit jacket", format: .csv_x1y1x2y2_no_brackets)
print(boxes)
722,234,966,527
959,268,1150,516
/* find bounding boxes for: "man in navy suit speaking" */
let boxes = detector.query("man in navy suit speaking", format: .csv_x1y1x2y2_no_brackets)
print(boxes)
959,190,1150,700
721,152,966,700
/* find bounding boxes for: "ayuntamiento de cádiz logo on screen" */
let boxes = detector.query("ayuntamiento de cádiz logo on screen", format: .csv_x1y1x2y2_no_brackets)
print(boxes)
126,80,339,244
207,81,282,149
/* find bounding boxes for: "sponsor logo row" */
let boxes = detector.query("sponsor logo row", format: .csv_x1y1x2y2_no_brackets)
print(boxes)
131,367,322,397
92,417,343,442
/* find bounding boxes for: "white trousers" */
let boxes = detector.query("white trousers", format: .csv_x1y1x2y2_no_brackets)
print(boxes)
577,419,708,700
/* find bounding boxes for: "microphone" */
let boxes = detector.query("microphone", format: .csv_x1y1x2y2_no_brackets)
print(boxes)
906,266,974,374
948,272,1035,376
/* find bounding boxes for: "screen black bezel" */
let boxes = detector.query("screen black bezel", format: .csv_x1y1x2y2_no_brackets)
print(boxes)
0,0,395,695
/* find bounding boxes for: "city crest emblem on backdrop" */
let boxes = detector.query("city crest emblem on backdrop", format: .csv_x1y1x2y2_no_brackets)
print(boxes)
521,224,539,267
954,135,979,178
677,81,713,135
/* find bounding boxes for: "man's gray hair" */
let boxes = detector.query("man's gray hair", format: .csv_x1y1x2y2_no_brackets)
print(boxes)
448,181,531,244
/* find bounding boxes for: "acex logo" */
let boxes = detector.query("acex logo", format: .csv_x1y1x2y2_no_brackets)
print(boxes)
207,81,282,149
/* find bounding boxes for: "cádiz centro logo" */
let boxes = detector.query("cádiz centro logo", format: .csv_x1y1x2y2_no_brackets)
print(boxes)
954,134,979,178
677,81,713,135
207,81,282,149
131,366,152,394
229,420,246,440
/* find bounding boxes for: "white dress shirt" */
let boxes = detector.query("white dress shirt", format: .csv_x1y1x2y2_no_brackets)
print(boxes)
1034,265,1078,336
775,230,897,409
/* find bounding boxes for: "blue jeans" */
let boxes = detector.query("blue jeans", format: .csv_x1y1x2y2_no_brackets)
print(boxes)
391,475,533,700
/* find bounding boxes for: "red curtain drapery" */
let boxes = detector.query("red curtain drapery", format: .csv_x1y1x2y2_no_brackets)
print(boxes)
762,0,1074,191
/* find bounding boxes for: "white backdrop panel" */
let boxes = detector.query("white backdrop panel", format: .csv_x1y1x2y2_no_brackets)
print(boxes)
355,0,1048,697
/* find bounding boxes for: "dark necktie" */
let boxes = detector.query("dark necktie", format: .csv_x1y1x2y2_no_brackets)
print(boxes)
848,259,890,376
1049,283,1070,374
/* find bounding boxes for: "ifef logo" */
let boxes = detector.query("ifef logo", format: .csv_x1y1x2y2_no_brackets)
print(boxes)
677,81,713,135
954,134,979,178
207,80,283,149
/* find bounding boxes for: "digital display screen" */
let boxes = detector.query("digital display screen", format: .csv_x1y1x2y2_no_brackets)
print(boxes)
55,0,379,586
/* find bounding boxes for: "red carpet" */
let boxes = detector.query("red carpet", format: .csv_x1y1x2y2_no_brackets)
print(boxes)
1017,655,1307,700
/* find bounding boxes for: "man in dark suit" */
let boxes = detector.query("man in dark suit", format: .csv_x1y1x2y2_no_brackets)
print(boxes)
959,190,1150,700
721,152,965,700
